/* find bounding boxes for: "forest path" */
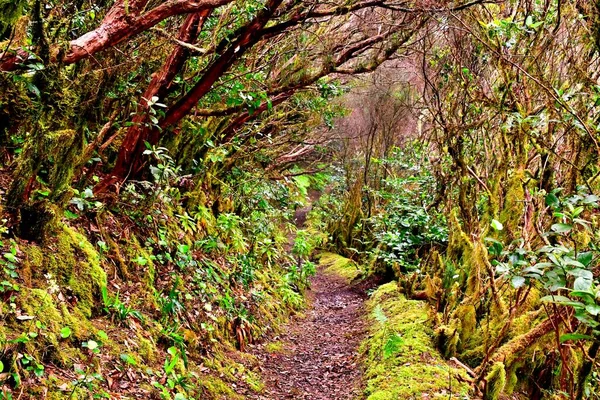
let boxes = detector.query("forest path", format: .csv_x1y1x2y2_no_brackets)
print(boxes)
248,262,367,400
247,195,368,399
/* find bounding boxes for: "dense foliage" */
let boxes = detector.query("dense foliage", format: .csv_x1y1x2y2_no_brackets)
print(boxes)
2,0,600,399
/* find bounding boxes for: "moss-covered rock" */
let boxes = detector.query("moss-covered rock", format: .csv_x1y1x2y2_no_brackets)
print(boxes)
21,224,107,317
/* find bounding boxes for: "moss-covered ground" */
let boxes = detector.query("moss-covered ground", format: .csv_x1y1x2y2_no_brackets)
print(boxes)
0,205,307,399
318,252,363,283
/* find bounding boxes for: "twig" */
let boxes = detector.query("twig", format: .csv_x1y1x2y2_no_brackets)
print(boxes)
450,357,477,378
151,26,208,54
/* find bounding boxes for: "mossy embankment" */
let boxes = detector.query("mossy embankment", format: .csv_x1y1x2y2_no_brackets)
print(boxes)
360,281,470,400
319,251,363,283
312,250,472,399
0,185,320,399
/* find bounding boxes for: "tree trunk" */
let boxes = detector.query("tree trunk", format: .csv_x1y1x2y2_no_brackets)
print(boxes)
99,0,284,190
0,0,232,72
104,10,210,188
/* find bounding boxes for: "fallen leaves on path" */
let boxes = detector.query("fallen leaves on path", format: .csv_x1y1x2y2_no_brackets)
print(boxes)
247,268,367,399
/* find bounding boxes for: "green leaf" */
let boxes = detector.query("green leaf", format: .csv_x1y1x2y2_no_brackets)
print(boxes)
484,237,503,256
84,340,98,350
0,360,3,373
586,304,600,316
64,210,79,219
133,256,147,265
165,346,179,375
3,253,17,263
560,333,593,343
583,194,599,205
490,219,503,231
34,364,44,377
564,258,586,269
373,305,387,324
495,263,509,274
572,206,584,217
120,353,137,365
571,290,595,302
511,275,526,288
540,295,584,308
383,333,404,358
573,276,592,291
567,268,592,280
522,266,543,277
551,223,572,234
545,193,560,208
60,326,72,338
97,330,108,340
27,83,40,97
577,252,594,267
575,310,600,328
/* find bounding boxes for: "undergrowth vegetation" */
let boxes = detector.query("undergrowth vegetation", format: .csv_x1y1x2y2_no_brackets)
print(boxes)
0,148,323,398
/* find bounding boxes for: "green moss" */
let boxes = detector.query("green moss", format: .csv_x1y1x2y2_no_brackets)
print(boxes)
319,252,362,283
484,362,506,400
435,321,460,359
126,235,156,285
244,370,265,393
60,225,107,316
0,0,27,32
136,335,158,364
445,210,489,300
361,283,471,399
265,341,287,354
123,235,158,310
498,168,525,241
370,281,400,303
201,376,243,400
456,304,476,349
8,128,83,223
15,288,91,366
465,242,486,297
446,210,473,263
504,362,520,395
20,223,107,317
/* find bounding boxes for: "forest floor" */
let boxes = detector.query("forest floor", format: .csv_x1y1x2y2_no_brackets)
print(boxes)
246,263,368,400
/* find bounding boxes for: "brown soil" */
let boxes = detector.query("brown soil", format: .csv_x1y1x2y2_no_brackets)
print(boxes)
247,268,368,399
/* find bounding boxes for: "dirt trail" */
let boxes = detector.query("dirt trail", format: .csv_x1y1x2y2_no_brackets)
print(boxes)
247,195,368,399
249,267,367,400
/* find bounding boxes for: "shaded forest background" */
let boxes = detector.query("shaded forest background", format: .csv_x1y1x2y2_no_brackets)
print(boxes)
1,0,600,399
